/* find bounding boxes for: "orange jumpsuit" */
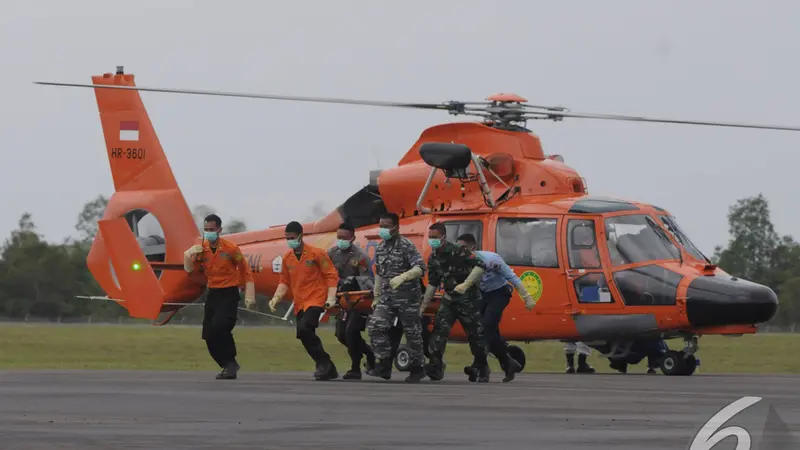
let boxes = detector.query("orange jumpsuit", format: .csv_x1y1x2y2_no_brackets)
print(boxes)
279,244,339,314
192,237,253,370
193,237,254,288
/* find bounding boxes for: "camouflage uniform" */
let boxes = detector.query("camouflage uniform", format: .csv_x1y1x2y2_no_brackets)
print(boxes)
426,240,489,379
328,244,375,376
368,234,427,372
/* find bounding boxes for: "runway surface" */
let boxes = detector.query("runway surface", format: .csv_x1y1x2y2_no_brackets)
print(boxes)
1,370,798,450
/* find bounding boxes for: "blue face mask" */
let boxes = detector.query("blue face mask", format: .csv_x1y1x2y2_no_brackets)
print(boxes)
428,238,442,249
336,239,351,250
203,231,218,242
378,227,393,241
287,236,302,249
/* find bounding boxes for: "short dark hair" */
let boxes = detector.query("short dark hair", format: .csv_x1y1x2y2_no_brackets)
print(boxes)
380,213,399,226
457,233,476,246
204,214,222,227
338,221,355,233
429,223,446,235
285,221,303,234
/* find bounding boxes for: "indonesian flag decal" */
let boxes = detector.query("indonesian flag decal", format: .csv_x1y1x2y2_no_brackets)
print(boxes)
120,120,139,141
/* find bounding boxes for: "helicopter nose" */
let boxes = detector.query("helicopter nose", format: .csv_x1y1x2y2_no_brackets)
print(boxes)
685,275,778,328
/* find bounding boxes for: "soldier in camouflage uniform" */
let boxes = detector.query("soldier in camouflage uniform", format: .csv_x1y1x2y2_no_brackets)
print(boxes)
367,212,427,383
328,222,376,380
420,222,490,382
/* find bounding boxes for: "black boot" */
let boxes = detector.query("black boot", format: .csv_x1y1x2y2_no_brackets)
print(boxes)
565,353,575,373
609,359,627,374
366,358,392,380
477,363,491,383
364,352,376,373
425,356,445,381
315,360,339,381
576,354,595,373
216,360,239,380
343,358,362,380
405,365,425,383
503,357,522,383
463,365,478,382
343,369,361,380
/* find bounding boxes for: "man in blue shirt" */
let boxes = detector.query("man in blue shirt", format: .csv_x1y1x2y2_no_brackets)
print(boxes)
457,233,536,382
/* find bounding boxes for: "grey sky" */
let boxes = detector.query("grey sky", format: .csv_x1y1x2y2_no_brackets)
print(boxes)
3,0,799,256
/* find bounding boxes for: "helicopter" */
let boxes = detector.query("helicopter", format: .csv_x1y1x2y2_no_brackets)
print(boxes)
35,66,800,377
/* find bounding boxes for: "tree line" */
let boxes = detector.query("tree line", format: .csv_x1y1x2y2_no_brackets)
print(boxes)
1,193,798,328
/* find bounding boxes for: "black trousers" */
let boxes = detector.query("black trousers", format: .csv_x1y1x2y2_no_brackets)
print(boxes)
335,310,375,371
202,286,240,368
479,284,513,365
296,306,331,366
389,315,432,359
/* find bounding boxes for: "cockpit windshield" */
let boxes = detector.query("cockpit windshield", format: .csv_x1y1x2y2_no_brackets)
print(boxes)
604,214,680,266
658,215,709,262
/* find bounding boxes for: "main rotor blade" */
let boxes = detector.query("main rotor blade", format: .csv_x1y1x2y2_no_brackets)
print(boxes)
33,81,468,111
527,109,800,132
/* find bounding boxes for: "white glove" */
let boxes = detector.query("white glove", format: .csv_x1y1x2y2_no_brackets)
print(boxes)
389,267,423,289
243,282,256,309
183,245,204,272
519,288,537,310
324,287,337,309
269,296,280,312
390,274,408,289
454,267,485,294
184,244,203,257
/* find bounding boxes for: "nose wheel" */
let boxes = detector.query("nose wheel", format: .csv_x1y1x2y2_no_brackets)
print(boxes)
660,335,699,376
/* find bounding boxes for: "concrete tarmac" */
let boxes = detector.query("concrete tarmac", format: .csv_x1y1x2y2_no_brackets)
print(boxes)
0,370,798,449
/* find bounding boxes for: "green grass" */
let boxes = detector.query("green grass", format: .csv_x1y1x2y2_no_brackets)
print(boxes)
0,323,798,374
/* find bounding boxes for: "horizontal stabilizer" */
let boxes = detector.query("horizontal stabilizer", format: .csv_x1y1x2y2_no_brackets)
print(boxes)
98,217,165,319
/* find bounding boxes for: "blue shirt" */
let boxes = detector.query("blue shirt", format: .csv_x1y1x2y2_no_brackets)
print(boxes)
475,250,523,292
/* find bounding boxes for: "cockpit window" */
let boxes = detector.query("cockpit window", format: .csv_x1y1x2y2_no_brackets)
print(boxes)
567,219,601,269
659,215,709,262
604,214,680,266
496,218,559,268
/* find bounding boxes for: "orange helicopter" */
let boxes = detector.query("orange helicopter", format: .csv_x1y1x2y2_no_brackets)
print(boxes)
36,67,800,376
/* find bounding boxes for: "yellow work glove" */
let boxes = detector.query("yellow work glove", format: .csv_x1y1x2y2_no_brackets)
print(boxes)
243,282,256,309
419,285,436,315
183,245,203,272
269,285,288,312
454,267,485,294
518,287,537,310
390,266,423,289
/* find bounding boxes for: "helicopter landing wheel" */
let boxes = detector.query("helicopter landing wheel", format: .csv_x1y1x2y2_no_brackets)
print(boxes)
507,345,526,371
660,350,697,376
394,344,411,372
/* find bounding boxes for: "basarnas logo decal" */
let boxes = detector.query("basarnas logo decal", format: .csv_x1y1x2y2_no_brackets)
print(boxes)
688,396,796,450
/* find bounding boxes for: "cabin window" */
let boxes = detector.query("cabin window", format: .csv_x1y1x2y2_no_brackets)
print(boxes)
496,218,559,268
604,214,679,266
567,219,601,269
612,265,682,306
440,220,483,249
573,272,615,303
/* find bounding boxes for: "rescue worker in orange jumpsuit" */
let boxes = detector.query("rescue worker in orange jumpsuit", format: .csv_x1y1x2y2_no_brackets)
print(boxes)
269,221,341,381
183,214,255,380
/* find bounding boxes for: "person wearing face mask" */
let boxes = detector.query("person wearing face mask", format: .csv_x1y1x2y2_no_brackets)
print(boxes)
327,221,376,380
268,221,340,381
455,233,536,383
420,223,490,382
183,214,255,380
367,212,427,382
